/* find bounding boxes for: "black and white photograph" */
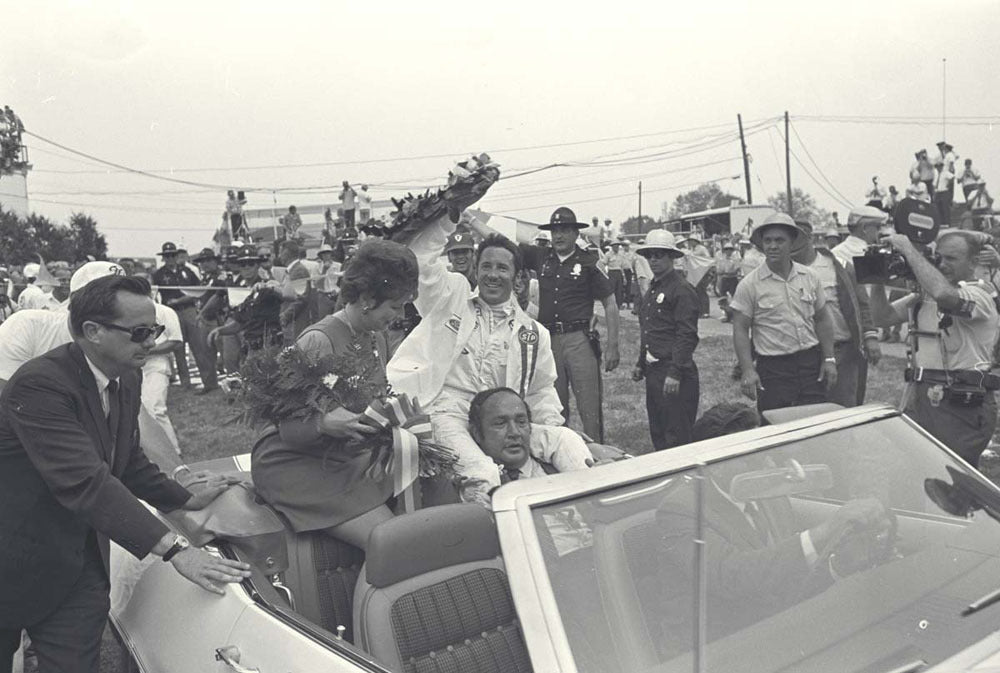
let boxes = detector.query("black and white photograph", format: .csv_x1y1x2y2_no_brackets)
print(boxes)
2,2,1000,672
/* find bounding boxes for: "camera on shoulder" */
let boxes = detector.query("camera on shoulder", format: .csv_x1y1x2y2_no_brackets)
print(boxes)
853,198,940,285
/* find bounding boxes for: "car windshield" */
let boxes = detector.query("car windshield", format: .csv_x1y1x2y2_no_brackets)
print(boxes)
529,417,1000,673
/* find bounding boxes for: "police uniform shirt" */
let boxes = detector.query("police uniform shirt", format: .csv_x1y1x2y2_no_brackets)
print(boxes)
639,270,700,377
520,244,614,325
151,264,200,307
894,283,998,370
730,262,827,357
199,268,231,318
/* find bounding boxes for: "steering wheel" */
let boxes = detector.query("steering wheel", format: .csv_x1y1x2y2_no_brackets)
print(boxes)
799,510,897,598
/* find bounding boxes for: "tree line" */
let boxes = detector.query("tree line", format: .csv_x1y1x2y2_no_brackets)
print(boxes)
0,205,108,264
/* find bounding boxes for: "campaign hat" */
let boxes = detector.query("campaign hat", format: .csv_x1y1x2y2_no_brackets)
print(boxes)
157,242,180,256
635,229,684,259
749,212,803,249
539,207,589,231
191,247,221,263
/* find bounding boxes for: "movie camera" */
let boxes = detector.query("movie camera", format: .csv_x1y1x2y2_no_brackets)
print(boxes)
853,198,940,285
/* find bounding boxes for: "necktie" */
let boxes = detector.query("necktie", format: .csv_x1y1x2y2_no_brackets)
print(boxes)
500,466,521,485
107,380,120,465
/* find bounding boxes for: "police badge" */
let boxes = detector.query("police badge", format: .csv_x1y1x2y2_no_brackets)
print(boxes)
571,263,582,278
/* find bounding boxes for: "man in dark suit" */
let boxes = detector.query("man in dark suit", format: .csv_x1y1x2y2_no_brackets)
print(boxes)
0,274,251,673
655,403,887,651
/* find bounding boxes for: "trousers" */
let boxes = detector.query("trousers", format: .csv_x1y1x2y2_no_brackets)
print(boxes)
551,330,602,441
755,346,827,413
827,340,868,407
644,360,699,450
905,383,998,467
141,368,181,453
0,543,109,673
608,270,625,307
176,306,218,389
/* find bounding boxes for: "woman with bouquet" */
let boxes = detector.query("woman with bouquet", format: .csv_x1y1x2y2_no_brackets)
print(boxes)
250,239,420,549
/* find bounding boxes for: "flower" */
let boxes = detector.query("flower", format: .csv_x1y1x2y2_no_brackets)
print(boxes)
322,373,340,390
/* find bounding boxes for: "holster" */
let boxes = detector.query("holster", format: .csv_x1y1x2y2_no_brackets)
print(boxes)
587,330,602,361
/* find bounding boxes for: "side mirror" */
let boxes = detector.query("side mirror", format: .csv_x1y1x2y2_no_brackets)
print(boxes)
728,459,833,502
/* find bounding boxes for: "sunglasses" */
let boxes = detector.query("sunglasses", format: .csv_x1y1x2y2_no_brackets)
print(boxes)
95,322,166,343
237,260,259,267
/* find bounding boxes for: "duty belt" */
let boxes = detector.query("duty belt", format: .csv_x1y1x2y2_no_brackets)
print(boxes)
905,368,1000,391
544,320,590,334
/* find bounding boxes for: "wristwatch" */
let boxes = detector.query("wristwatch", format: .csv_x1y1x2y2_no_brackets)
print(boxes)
162,535,191,562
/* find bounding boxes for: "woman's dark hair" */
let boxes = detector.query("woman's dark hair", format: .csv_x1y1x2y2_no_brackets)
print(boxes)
476,233,522,274
339,239,418,306
69,274,152,337
468,387,530,434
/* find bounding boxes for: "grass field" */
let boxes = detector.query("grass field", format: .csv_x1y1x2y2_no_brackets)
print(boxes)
92,311,909,672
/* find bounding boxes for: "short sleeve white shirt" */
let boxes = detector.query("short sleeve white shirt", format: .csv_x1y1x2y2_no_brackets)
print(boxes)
143,304,183,377
0,309,72,380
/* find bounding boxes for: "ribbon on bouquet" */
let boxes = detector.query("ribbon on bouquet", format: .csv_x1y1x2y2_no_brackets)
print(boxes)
361,394,432,512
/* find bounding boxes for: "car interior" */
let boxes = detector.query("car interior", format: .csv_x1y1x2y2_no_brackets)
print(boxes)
167,466,534,673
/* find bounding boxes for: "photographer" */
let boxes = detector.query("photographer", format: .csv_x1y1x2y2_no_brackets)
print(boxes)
868,231,999,467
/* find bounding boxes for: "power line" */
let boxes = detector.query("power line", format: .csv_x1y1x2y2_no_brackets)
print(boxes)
29,118,772,176
786,122,854,207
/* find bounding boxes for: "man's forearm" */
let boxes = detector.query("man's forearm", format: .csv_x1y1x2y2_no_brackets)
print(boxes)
867,284,905,327
900,241,961,308
602,297,620,349
732,316,755,372
148,340,181,356
814,307,836,358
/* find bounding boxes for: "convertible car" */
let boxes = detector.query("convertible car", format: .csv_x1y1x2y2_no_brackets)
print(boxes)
110,403,1000,673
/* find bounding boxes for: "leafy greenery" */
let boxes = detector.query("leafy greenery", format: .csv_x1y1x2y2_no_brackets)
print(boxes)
0,205,108,264
767,188,835,228
664,182,744,220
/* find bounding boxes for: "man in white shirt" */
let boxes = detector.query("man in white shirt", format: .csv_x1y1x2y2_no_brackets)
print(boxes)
16,262,60,311
0,261,180,469
358,185,373,224
832,205,886,268
388,216,594,504
142,302,184,455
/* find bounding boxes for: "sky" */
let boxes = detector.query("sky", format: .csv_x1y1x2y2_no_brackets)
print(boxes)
3,0,998,258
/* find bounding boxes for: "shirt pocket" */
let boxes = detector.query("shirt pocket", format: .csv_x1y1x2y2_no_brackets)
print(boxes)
797,287,817,319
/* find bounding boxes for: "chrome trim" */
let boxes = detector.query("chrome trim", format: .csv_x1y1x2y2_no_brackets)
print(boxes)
596,477,674,505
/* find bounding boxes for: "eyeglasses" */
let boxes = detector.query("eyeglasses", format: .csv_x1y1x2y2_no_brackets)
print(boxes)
95,322,166,343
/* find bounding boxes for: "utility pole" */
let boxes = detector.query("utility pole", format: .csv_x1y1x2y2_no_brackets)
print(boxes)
738,113,752,204
638,181,642,225
784,111,793,216
942,58,947,141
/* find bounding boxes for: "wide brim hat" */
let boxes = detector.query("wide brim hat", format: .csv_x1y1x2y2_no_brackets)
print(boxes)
749,212,803,249
847,205,889,228
191,247,221,263
316,243,335,256
157,242,179,256
539,206,589,231
636,229,684,258
236,250,263,263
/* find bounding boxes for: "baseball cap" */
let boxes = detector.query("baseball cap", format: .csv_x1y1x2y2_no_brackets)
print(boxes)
70,261,127,294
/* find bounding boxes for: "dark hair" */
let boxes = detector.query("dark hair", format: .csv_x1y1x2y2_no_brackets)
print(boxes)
69,275,152,337
280,240,301,257
691,402,760,442
475,233,522,274
339,239,418,306
468,387,530,434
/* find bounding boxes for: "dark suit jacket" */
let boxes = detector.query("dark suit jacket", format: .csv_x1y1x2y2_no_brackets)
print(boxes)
655,475,826,648
0,342,191,627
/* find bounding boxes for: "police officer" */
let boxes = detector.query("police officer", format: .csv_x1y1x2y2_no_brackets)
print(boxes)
527,207,620,441
869,230,1000,467
151,242,219,394
632,230,700,449
730,213,838,413
208,250,284,360
445,229,477,289
191,248,229,376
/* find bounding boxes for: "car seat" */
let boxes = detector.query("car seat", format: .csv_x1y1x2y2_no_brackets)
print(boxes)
353,504,533,673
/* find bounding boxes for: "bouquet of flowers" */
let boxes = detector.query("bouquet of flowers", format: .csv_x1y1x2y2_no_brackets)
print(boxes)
376,153,501,245
238,346,461,484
